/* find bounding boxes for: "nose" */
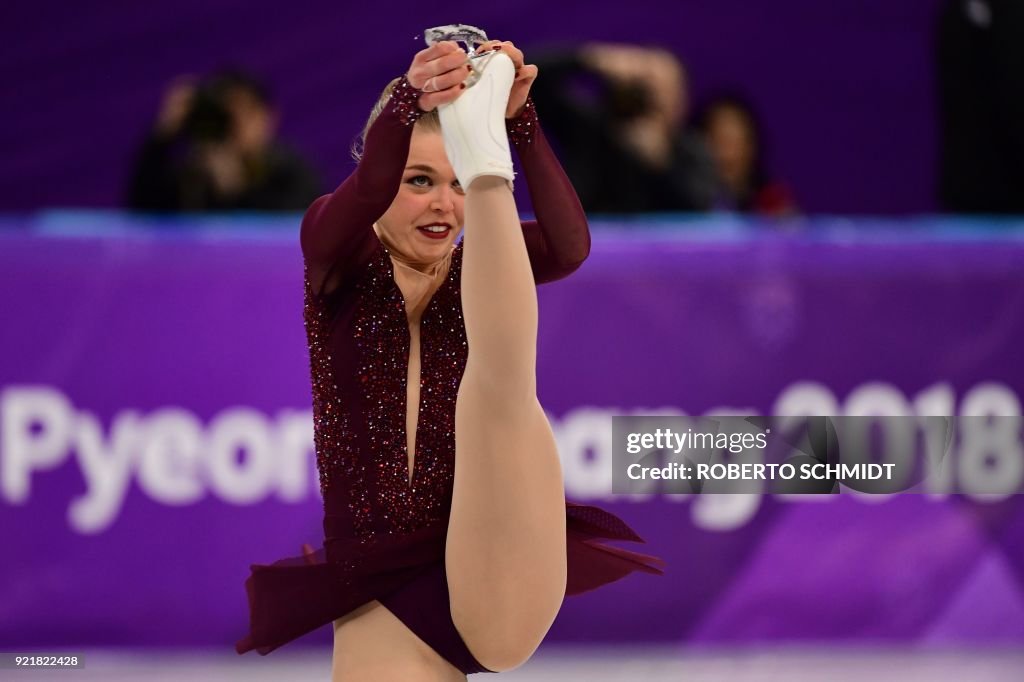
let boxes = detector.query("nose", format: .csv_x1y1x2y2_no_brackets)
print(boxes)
431,184,456,213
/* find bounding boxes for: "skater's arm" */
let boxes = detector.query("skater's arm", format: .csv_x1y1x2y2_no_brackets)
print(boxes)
510,103,591,284
300,81,420,295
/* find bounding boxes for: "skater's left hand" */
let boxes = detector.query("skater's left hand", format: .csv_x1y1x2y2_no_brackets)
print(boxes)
475,40,538,119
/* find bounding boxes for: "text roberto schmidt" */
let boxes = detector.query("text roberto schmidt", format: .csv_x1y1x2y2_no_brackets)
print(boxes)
623,428,895,482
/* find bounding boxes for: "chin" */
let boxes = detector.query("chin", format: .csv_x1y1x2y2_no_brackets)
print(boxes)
421,234,454,250
427,241,453,257
409,242,446,263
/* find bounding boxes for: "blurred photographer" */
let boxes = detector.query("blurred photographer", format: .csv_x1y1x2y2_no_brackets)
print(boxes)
530,44,716,213
127,70,321,212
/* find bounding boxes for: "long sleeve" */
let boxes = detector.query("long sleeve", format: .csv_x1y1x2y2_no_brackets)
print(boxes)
509,101,592,284
300,78,424,293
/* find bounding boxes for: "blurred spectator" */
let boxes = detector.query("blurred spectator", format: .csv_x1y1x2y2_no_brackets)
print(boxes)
530,44,717,213
127,70,321,212
695,95,797,216
937,0,1024,213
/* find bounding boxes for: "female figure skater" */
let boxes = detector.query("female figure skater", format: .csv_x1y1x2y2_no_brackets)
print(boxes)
237,35,662,679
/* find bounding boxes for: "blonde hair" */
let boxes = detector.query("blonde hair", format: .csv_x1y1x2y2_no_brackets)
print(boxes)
351,77,440,162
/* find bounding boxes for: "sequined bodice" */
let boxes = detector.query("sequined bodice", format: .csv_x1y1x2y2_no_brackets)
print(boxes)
297,85,590,555
304,244,467,544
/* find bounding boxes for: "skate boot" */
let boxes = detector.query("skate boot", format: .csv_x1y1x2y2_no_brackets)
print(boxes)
436,50,516,189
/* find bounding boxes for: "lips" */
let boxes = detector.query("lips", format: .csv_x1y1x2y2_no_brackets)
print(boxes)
417,223,452,240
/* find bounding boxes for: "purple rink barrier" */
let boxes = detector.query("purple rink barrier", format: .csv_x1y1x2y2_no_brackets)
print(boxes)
2,211,1024,651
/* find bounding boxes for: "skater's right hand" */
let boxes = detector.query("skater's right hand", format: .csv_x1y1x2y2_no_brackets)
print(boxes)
406,41,471,111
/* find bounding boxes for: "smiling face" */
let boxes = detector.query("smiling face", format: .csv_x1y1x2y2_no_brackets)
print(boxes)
375,124,464,269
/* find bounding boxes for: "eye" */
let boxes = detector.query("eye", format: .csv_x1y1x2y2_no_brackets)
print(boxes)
452,180,464,195
406,174,432,189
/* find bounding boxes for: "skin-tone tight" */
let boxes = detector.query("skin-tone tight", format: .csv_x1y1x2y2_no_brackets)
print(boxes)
331,176,567,680
445,176,568,671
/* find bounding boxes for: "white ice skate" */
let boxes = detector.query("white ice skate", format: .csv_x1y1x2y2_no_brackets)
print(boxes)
435,50,515,189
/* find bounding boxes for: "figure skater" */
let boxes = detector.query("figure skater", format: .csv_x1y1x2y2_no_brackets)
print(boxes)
236,30,662,679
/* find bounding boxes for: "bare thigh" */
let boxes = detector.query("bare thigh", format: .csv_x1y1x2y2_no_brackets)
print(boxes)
331,600,466,682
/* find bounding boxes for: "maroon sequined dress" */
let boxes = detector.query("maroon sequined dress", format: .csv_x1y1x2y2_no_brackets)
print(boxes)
236,77,663,673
